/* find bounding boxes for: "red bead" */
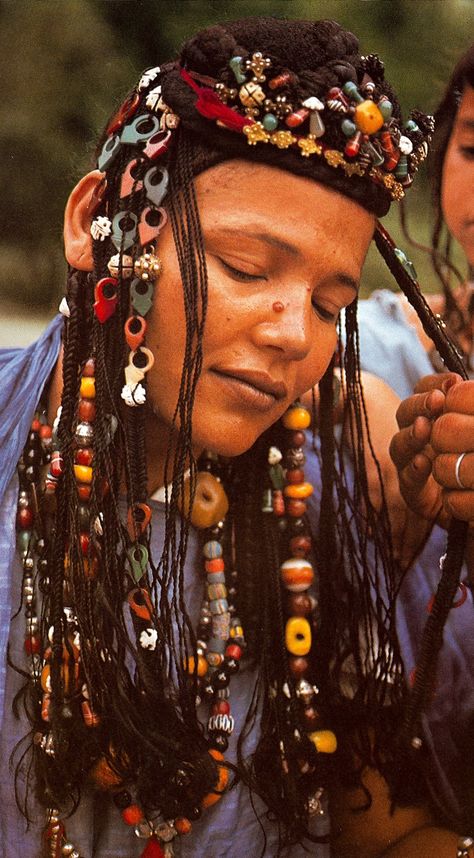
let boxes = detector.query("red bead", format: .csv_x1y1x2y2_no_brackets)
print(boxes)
212,700,230,715
286,499,307,517
140,837,166,858
286,469,305,485
288,656,309,678
80,533,90,555
31,418,41,432
77,485,91,502
82,358,95,377
50,452,64,478
285,108,309,128
75,448,94,466
225,643,242,660
17,507,34,529
289,535,312,557
24,635,41,655
291,431,306,447
345,131,362,158
39,424,52,439
121,804,144,826
302,705,321,730
269,71,295,90
78,399,96,422
272,490,285,516
205,558,225,573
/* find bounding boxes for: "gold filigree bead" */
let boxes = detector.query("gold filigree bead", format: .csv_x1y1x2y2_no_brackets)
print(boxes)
344,162,366,177
297,136,322,158
134,252,162,282
243,122,270,145
324,150,345,168
270,130,296,149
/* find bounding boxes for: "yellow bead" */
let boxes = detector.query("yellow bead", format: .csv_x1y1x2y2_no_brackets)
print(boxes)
184,655,208,677
284,482,313,499
281,406,311,430
80,377,96,399
74,465,93,484
285,616,311,655
354,100,384,134
308,729,337,754
230,624,244,638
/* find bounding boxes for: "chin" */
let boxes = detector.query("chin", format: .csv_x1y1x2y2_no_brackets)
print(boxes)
192,416,272,459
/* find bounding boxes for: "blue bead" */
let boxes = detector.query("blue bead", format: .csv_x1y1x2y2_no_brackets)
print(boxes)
343,81,363,103
378,98,393,121
405,119,419,133
263,113,278,132
98,135,121,171
203,540,223,559
341,118,356,137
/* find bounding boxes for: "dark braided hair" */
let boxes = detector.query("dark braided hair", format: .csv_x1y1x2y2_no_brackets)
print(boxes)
14,16,469,851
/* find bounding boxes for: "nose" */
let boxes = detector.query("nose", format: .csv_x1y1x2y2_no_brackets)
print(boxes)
251,290,313,361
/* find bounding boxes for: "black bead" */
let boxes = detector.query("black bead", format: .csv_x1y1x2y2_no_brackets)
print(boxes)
209,733,229,752
113,790,132,809
224,657,239,675
185,805,202,821
212,668,230,689
169,767,192,792
288,517,306,535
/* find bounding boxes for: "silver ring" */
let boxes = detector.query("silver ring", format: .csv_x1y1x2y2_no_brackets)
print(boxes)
455,452,467,489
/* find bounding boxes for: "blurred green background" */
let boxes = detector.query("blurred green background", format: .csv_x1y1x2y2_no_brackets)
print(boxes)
1,0,473,323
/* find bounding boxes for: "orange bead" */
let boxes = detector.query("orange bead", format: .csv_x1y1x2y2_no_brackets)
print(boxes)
175,817,192,835
281,406,311,430
179,472,229,529
80,377,96,399
121,804,144,825
201,764,229,808
184,655,208,677
205,558,225,573
74,464,93,485
284,482,313,499
354,100,384,134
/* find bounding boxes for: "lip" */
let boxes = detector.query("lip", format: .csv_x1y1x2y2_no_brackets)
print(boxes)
210,367,288,410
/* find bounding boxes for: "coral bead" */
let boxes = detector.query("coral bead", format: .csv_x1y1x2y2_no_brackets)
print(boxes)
282,406,311,430
286,469,305,485
288,656,309,678
75,448,94,466
285,616,311,655
78,399,96,422
284,482,313,499
80,377,96,399
180,472,229,529
291,431,306,447
17,507,34,529
80,533,90,555
280,558,314,592
225,643,242,660
205,558,225,573
309,729,337,754
24,635,41,655
122,804,144,825
289,535,312,557
212,700,230,715
82,358,95,377
354,100,384,134
286,499,307,518
286,592,313,616
77,485,91,501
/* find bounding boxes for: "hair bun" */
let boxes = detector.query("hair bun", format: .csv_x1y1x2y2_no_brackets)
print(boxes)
181,24,238,75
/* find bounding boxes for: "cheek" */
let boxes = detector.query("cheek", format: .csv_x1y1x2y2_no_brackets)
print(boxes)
294,326,337,396
441,154,465,234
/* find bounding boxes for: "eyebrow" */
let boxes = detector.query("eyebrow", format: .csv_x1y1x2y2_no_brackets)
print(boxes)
213,227,360,292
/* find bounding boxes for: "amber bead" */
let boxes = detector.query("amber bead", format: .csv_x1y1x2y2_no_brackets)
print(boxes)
354,100,384,134
289,656,309,678
75,448,94,466
179,472,229,529
285,616,311,656
286,469,305,485
80,377,96,399
282,405,311,430
184,655,208,677
286,592,312,616
286,498,307,517
74,465,93,485
78,399,96,422
284,482,313,499
309,729,337,754
289,535,312,557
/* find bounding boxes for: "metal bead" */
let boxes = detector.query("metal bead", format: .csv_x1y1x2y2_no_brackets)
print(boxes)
134,820,154,839
75,422,94,447
61,844,75,856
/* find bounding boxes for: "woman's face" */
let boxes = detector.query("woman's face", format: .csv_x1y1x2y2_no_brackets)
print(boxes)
146,160,374,458
442,85,474,267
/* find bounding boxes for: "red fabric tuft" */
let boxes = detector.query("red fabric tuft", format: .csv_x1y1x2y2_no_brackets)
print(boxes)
180,69,251,133
140,837,166,858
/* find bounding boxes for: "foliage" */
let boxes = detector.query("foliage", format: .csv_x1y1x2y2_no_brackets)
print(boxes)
1,0,473,309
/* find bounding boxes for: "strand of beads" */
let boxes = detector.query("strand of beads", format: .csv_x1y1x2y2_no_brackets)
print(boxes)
277,403,337,811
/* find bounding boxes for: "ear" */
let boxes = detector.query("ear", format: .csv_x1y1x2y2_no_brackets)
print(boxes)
63,170,105,271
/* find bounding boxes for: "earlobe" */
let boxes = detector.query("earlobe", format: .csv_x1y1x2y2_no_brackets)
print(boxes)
63,170,106,271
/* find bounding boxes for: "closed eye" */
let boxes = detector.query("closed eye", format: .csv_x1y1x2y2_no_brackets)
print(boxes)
312,302,339,323
460,146,474,159
218,258,266,282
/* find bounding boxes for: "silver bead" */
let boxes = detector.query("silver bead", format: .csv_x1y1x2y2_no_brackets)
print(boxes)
134,820,154,839
296,678,315,705
75,422,94,447
23,556,34,571
411,736,423,749
61,844,75,856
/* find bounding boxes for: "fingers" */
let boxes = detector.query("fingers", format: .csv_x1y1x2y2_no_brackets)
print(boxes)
413,372,463,394
431,412,474,453
444,379,474,414
389,416,432,471
432,452,474,489
395,389,445,431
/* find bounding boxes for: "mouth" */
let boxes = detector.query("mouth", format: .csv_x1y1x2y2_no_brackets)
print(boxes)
210,367,288,411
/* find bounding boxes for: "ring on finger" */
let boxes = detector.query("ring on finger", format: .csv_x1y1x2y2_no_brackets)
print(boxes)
455,452,467,489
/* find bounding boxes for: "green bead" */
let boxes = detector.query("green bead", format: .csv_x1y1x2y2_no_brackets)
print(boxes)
131,278,154,316
405,119,419,133
378,98,393,121
395,154,408,179
263,113,278,132
269,463,285,491
343,81,363,103
127,544,149,583
341,118,356,137
229,56,246,85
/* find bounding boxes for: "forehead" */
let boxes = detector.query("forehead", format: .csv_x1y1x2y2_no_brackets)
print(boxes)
194,160,375,268
456,85,474,126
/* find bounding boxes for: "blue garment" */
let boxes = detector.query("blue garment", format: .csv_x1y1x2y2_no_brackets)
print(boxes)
0,317,329,857
357,290,433,399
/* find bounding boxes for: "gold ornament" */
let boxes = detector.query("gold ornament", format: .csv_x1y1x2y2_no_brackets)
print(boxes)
270,130,296,150
343,162,366,177
134,252,162,281
297,136,322,158
243,122,270,145
324,150,345,169
245,51,271,83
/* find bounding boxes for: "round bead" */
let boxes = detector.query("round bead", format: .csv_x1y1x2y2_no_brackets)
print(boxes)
289,535,312,557
184,655,208,677
303,705,321,730
341,118,356,137
74,465,93,485
308,729,337,754
77,485,91,502
280,558,314,592
80,377,96,399
225,643,242,660
121,804,144,825
212,668,230,689
209,733,229,752
282,406,311,430
75,422,94,447
203,540,223,559
78,399,96,422
263,112,278,131
212,700,230,715
17,507,34,529
354,100,384,134
285,616,311,656
180,472,229,529
175,817,192,835
286,499,307,518
286,592,313,616
291,431,306,447
24,635,41,655
284,482,313,499
75,448,94,466
288,656,309,678
205,558,225,573
285,449,306,469
286,469,305,485
83,358,95,377
201,763,229,808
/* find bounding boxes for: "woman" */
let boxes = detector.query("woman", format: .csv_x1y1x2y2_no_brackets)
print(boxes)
0,17,468,858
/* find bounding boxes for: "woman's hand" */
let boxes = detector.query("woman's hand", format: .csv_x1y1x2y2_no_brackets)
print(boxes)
389,372,474,526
